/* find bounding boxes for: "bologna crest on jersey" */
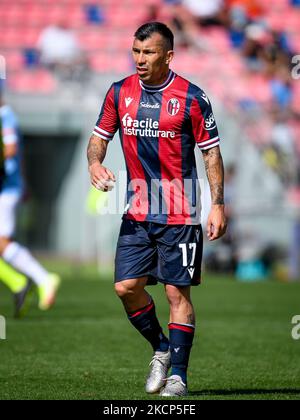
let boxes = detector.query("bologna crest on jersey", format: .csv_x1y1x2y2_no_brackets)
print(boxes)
167,98,180,116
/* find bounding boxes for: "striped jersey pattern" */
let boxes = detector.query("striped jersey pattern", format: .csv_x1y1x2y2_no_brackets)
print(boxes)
93,70,220,225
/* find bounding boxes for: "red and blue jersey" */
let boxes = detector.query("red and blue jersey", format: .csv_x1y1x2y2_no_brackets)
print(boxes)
93,70,220,225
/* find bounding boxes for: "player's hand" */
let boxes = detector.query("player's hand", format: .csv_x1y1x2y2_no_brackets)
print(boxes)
207,205,227,241
89,162,116,192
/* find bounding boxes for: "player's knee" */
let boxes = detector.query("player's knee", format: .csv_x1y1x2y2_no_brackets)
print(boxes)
165,284,190,310
114,282,127,298
114,280,138,299
0,237,11,255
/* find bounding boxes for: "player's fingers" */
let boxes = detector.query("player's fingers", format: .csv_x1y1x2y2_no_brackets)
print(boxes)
210,226,221,241
91,166,109,181
100,172,110,182
90,170,105,188
94,180,107,192
105,168,116,182
206,220,213,238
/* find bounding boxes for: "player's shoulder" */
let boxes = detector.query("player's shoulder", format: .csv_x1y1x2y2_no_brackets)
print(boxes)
112,73,139,90
176,73,211,106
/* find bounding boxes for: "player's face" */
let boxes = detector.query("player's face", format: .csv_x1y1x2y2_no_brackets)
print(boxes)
132,33,174,86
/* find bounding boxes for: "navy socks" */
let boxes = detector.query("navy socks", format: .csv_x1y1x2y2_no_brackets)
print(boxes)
168,323,195,385
127,301,195,385
127,300,169,352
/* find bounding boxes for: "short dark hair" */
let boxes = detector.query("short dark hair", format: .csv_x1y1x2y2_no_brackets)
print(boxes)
134,22,174,50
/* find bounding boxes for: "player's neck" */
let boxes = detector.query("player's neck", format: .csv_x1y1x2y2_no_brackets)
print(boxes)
140,69,173,88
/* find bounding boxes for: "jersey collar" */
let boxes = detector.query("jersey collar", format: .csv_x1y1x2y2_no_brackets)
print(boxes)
139,70,176,92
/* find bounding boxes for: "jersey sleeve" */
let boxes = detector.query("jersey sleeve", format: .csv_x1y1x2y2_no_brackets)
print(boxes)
93,84,119,141
189,90,220,151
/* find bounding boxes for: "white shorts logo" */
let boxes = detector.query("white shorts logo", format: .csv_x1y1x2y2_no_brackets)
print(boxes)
204,113,216,130
167,98,180,116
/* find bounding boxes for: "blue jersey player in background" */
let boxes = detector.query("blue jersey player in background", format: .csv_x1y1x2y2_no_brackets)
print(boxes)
0,82,60,317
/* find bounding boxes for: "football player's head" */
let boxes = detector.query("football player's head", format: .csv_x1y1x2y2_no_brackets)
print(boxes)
133,22,174,85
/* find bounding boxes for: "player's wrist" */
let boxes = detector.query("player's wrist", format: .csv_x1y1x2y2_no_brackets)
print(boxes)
88,161,103,171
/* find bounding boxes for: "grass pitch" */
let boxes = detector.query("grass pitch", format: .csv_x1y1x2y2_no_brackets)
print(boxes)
0,266,300,400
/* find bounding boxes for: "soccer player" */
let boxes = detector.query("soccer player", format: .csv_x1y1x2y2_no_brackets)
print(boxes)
87,22,227,396
0,85,60,316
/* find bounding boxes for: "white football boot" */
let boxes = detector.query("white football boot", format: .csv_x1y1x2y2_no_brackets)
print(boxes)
145,350,171,394
160,375,188,397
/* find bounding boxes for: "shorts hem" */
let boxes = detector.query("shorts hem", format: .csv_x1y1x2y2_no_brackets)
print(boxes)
114,272,151,282
115,273,201,287
155,277,201,287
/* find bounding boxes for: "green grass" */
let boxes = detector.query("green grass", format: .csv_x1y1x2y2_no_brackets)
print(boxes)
0,268,300,400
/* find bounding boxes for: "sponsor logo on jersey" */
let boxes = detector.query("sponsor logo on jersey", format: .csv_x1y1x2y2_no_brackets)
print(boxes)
167,98,180,116
187,267,195,278
204,113,217,130
125,97,133,108
140,102,160,109
122,113,176,139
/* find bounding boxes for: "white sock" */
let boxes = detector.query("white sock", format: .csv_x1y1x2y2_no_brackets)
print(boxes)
2,242,49,286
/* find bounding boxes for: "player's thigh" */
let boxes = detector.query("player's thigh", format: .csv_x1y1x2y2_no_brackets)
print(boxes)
115,219,157,282
156,225,203,286
0,193,20,238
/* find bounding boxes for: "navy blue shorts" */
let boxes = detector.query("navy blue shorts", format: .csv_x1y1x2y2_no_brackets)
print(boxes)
115,219,203,287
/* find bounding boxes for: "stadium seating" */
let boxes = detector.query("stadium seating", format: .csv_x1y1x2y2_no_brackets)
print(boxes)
0,0,298,125
8,69,57,94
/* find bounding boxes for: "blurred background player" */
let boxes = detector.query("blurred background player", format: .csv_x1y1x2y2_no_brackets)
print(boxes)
0,83,60,316
37,17,89,82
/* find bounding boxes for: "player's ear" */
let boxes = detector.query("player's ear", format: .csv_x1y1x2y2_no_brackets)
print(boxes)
166,50,174,65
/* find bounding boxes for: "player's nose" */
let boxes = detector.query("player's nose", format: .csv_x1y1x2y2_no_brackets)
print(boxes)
137,53,146,65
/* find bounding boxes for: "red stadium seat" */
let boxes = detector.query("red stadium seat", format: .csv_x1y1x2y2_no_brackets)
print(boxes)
22,28,40,48
204,28,231,54
0,29,24,48
2,51,24,73
8,69,57,94
78,30,111,51
291,81,300,113
290,33,300,52
0,4,24,26
89,52,131,73
89,53,115,73
68,5,86,28
248,75,273,104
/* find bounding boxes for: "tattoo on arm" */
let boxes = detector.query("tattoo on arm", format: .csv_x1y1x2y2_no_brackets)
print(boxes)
87,135,108,167
187,313,195,326
202,146,224,205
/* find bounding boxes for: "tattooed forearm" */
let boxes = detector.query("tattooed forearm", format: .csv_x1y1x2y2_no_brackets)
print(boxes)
187,313,195,326
202,146,224,205
87,135,108,167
